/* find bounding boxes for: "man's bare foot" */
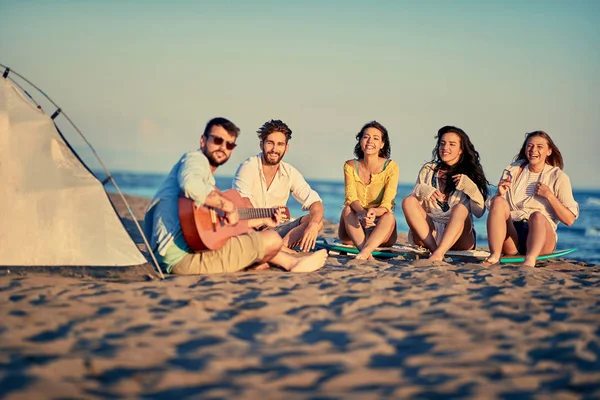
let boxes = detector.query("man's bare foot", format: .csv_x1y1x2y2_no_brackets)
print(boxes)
290,249,328,273
246,262,270,271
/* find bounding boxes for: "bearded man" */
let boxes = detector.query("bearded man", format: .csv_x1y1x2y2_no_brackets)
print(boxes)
233,120,324,252
143,117,327,275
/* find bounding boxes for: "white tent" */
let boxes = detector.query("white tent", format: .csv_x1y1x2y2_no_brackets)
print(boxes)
0,73,148,268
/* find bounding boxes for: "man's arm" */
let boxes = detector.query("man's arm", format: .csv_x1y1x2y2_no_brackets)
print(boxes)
178,152,239,225
203,190,236,214
200,190,240,226
307,201,324,225
178,152,215,204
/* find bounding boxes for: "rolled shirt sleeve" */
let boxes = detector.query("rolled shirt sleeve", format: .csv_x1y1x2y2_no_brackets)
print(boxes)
289,166,322,211
455,174,486,218
554,172,579,219
177,151,215,205
411,165,437,202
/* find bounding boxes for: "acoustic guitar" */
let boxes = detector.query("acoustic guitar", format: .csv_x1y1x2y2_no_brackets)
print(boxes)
179,189,290,252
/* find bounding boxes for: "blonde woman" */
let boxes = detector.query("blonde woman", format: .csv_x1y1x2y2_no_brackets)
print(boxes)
485,131,579,267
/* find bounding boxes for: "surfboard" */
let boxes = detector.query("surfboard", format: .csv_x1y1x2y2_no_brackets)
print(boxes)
315,238,428,259
316,237,577,263
483,248,578,264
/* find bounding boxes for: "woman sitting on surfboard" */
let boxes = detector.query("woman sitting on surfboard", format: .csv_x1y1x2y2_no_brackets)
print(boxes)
484,131,579,267
338,121,399,260
402,126,489,261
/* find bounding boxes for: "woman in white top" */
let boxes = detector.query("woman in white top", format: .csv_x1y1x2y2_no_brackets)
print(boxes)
484,131,579,267
402,126,490,261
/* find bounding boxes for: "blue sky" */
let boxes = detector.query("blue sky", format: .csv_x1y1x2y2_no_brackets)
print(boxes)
1,0,599,188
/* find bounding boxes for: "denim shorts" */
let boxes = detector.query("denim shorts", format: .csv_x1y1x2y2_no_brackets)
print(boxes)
273,217,303,238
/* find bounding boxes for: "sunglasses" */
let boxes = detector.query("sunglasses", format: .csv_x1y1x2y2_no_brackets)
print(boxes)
207,134,237,150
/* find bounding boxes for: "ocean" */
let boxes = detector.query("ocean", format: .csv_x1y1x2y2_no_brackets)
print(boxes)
106,171,600,265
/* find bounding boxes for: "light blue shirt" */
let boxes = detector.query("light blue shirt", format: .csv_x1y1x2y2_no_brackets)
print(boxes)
143,151,216,272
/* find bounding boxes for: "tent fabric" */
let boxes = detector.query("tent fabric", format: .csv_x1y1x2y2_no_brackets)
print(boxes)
0,78,147,266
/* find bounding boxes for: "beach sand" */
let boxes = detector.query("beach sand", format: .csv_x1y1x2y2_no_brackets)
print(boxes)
1,195,599,398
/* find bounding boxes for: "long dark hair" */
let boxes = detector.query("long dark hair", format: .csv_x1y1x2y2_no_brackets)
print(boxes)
353,121,391,159
514,130,564,169
430,126,489,200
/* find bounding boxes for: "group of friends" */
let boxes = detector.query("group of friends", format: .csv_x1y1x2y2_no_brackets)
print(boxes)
144,118,579,275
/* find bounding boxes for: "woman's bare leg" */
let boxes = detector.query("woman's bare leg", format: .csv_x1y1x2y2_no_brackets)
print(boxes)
523,212,556,267
485,196,519,264
402,195,437,251
356,212,397,260
339,205,366,249
429,204,473,261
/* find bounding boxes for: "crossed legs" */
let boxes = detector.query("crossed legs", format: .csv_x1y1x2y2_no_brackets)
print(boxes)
281,215,324,251
254,230,327,272
338,206,397,260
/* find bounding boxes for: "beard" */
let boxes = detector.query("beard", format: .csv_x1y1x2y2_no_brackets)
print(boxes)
262,151,284,166
204,149,230,167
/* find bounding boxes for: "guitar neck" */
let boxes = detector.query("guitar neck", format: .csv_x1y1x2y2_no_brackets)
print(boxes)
238,208,279,220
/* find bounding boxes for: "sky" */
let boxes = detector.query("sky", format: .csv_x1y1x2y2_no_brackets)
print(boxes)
1,0,599,189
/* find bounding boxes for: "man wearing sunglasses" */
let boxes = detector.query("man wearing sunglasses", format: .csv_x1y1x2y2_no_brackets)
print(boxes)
233,119,325,252
143,117,327,275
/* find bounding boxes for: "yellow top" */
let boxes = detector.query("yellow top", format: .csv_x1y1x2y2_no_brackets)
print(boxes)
343,159,399,212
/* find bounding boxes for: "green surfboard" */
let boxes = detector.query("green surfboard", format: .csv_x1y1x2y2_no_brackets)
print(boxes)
316,237,578,263
315,238,427,259
490,248,578,263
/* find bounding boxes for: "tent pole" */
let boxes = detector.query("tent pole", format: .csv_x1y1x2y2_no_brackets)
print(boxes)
0,63,165,280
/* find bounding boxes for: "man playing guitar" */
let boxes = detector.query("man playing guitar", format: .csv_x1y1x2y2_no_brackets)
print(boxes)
143,117,327,275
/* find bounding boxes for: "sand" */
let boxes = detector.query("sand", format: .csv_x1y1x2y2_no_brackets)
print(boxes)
1,194,599,398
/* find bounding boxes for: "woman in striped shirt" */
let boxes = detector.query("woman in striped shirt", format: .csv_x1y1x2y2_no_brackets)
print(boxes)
484,131,579,266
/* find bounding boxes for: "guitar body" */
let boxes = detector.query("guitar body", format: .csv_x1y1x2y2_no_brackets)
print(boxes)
179,190,252,252
179,189,290,253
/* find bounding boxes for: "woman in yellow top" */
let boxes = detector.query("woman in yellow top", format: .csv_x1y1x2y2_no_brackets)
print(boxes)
339,121,399,260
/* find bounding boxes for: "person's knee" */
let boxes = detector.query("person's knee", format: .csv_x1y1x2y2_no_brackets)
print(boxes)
260,230,283,256
529,212,546,227
341,205,355,220
402,195,418,211
451,203,469,218
489,196,508,211
380,211,396,223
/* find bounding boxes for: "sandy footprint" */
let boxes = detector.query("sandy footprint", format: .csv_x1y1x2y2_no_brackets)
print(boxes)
291,249,328,273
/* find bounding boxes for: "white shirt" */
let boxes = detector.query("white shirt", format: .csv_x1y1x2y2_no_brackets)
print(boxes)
512,165,541,207
232,153,322,210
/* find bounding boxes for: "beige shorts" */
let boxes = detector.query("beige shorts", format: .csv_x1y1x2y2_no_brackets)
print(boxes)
171,230,266,275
